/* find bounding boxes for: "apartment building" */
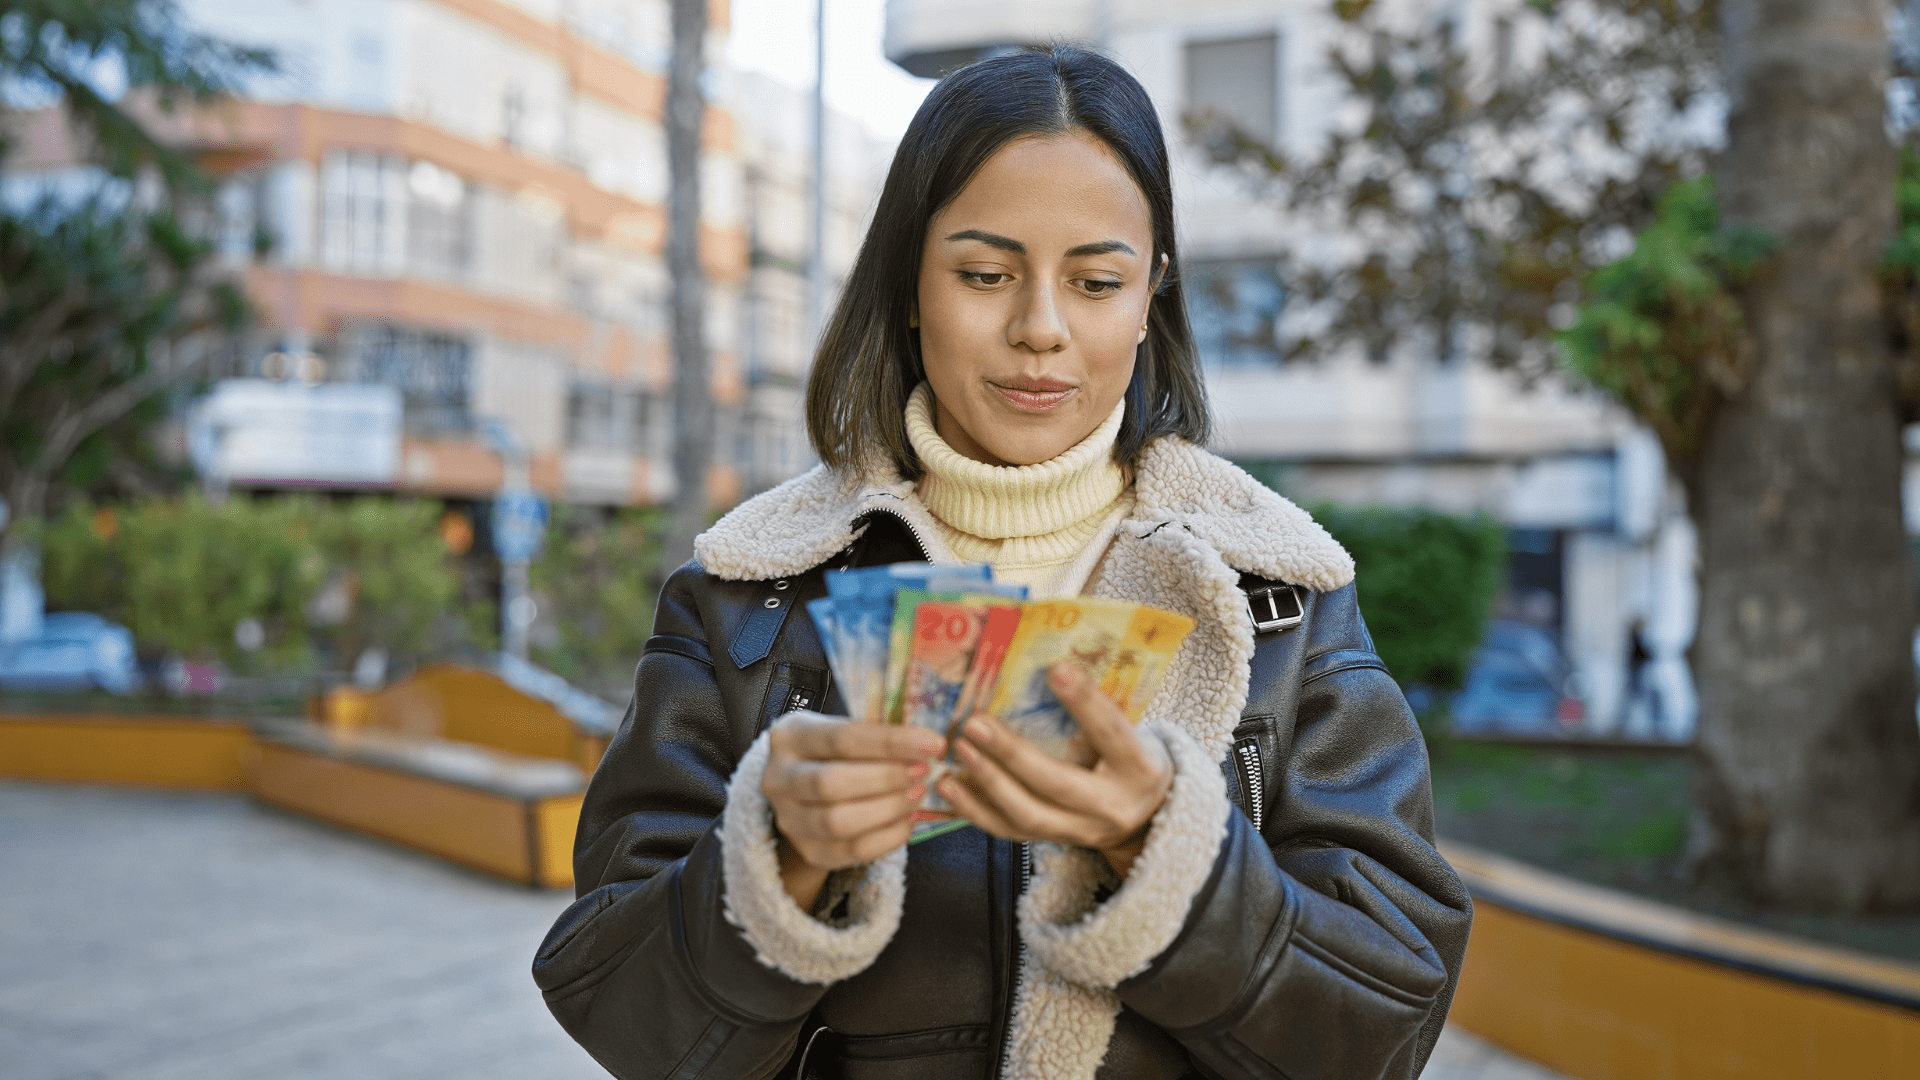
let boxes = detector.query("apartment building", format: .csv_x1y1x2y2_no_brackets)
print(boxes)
884,0,1702,738
138,0,875,509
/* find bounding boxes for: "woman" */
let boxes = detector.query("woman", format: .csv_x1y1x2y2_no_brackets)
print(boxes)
533,45,1470,1080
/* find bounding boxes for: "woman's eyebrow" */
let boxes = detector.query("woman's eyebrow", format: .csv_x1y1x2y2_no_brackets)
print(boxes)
944,229,1024,253
1065,239,1137,257
942,230,1139,259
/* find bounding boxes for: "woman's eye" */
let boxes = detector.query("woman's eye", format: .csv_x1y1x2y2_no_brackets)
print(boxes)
1079,279,1124,296
961,271,1008,286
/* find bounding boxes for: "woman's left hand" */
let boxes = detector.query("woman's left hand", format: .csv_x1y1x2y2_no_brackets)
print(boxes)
938,662,1172,879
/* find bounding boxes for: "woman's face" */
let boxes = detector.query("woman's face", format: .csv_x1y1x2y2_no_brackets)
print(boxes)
915,130,1159,467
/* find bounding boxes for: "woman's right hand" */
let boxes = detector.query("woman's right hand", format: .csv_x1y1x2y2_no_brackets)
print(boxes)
761,711,946,910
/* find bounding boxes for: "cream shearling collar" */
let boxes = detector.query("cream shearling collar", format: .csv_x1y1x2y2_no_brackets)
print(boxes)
692,436,1356,594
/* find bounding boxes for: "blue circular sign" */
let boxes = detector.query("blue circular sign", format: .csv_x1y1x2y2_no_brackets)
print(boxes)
491,491,548,562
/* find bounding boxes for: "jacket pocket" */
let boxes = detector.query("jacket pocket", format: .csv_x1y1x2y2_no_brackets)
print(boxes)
1228,715,1278,836
759,662,831,732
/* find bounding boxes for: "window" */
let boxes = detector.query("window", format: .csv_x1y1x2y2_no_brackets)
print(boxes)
321,152,471,280
502,85,526,150
633,390,673,462
406,160,469,279
337,322,473,435
1185,33,1279,156
320,151,405,276
564,386,675,458
567,384,622,449
1186,259,1286,367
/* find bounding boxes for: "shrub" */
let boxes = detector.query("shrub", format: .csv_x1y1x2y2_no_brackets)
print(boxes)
310,498,463,663
38,493,479,670
1309,503,1507,691
531,505,669,704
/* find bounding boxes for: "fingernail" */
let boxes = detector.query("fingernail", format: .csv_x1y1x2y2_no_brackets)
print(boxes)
918,736,946,757
954,739,978,766
906,784,926,802
965,718,991,743
1049,663,1083,688
938,778,959,798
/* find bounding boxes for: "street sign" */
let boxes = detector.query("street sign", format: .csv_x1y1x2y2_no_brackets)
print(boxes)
491,491,548,562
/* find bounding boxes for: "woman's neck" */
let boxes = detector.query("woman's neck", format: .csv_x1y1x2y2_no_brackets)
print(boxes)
905,383,1127,546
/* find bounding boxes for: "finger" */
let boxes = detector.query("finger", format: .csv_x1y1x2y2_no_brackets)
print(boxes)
785,796,919,869
845,817,915,864
937,771,1027,840
776,712,946,762
772,759,925,805
959,713,1110,813
950,735,1088,841
1046,664,1152,773
779,784,924,845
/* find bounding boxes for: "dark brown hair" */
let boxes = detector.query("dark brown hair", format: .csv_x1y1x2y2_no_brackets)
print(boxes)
803,44,1210,479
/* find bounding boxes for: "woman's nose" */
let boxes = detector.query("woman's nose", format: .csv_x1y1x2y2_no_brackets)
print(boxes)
1006,282,1070,353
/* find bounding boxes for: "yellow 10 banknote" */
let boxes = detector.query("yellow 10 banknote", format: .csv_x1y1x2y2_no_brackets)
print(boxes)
982,597,1195,763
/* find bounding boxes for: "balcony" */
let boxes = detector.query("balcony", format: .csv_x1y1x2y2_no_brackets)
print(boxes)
884,0,1101,76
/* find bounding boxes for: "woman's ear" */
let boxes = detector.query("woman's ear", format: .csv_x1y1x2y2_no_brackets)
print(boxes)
1138,253,1169,342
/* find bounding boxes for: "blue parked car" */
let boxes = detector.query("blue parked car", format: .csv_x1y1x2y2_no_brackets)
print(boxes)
1449,620,1577,736
0,612,140,694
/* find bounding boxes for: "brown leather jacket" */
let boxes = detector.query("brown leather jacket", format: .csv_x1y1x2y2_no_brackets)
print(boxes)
532,446,1471,1080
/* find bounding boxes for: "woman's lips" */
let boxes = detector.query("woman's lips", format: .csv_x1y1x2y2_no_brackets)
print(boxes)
990,381,1075,413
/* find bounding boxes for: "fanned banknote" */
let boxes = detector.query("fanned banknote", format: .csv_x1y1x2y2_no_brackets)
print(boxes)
883,580,1029,723
983,597,1195,762
811,564,994,723
808,563,1193,845
896,593,1024,828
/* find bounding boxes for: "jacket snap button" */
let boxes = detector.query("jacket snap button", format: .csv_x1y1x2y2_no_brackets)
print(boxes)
763,597,781,609
774,579,790,590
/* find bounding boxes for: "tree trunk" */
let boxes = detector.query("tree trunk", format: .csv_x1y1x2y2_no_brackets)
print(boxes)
1693,0,1920,909
662,0,712,576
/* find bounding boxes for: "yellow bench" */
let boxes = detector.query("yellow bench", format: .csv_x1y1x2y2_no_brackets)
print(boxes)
1442,839,1920,1079
0,663,618,890
251,720,584,889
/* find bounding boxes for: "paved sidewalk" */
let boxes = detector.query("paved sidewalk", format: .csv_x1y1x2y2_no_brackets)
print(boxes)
0,780,1564,1080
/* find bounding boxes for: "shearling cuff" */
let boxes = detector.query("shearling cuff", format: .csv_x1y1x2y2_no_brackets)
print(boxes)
719,728,907,984
1018,723,1232,989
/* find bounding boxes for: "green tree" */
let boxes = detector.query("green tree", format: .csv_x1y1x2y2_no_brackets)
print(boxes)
1225,0,1717,374
1239,0,1920,908
0,0,273,536
1567,1,1920,909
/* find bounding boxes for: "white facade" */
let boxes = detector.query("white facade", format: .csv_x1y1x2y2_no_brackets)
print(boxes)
726,69,894,494
160,0,846,508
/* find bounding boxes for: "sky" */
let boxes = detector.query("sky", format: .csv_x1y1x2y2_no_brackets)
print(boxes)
725,0,935,144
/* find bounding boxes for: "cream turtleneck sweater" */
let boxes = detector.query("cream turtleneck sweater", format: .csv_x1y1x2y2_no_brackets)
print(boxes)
906,383,1134,599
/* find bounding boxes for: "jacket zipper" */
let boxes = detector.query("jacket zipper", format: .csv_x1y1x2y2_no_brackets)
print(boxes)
864,505,941,566
995,841,1030,1080
883,505,1030,1079
1235,739,1265,833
